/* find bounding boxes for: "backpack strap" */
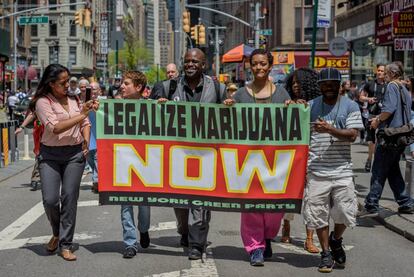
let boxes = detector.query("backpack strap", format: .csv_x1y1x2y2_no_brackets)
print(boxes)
213,79,221,104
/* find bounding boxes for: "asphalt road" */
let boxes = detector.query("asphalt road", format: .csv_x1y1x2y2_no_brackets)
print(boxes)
0,163,413,277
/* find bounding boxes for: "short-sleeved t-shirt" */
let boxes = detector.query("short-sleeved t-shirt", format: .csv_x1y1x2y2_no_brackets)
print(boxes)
308,95,364,178
233,85,290,104
380,82,412,128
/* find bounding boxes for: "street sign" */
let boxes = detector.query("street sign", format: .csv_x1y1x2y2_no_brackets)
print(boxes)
328,37,348,57
258,29,272,36
317,0,331,28
18,16,49,25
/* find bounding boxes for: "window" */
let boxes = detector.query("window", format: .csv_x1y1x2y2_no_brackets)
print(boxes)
304,0,313,5
49,45,59,64
49,20,57,36
69,20,76,36
295,8,302,43
69,46,77,65
303,8,325,43
31,25,38,37
49,0,57,10
31,47,38,65
70,0,76,11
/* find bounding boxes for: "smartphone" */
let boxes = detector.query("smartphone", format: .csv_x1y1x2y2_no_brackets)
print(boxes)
85,87,91,101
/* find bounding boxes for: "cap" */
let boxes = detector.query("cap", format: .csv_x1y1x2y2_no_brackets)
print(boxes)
227,84,238,91
69,77,78,83
317,68,341,83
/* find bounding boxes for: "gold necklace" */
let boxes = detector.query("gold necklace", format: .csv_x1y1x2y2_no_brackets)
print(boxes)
251,81,272,104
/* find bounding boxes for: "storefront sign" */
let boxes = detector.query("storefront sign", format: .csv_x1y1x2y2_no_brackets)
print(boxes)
97,101,310,213
270,52,295,83
375,0,414,45
294,51,350,75
394,38,414,50
393,11,414,37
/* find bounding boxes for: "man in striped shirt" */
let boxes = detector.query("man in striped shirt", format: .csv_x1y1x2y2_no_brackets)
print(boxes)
303,68,364,273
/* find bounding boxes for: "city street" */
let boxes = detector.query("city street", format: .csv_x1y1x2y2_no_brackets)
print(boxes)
0,144,413,277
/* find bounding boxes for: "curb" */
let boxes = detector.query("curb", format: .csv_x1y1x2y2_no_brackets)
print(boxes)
376,208,414,242
0,159,36,183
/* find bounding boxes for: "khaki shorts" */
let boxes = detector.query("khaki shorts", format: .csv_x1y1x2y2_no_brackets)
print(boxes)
303,174,357,229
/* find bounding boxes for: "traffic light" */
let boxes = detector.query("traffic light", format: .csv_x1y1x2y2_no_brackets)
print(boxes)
190,25,199,44
182,10,190,33
198,25,206,45
84,8,91,28
74,9,84,26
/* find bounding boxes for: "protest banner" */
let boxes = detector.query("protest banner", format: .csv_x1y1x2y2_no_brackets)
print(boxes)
97,100,310,213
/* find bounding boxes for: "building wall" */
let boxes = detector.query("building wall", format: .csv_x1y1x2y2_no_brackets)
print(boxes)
30,0,94,77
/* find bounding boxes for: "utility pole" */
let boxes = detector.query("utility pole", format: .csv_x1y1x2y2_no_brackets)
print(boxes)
13,0,17,92
310,0,319,69
115,40,119,78
254,1,261,49
208,26,226,79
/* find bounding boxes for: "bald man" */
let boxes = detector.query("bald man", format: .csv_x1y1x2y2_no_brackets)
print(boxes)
159,48,227,260
166,63,179,80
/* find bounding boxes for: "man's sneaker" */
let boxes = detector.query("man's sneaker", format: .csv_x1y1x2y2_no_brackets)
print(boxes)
140,232,150,248
357,207,379,218
364,159,372,172
180,234,189,247
318,250,334,273
329,232,346,268
398,205,414,214
249,249,264,266
188,247,202,260
122,247,137,259
264,239,272,259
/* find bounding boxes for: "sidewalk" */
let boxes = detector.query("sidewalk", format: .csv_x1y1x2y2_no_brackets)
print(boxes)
0,159,35,183
352,143,414,242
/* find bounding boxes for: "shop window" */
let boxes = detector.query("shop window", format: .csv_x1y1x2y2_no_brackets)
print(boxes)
31,47,38,65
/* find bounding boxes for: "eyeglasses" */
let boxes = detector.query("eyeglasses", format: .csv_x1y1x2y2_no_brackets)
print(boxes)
55,79,69,87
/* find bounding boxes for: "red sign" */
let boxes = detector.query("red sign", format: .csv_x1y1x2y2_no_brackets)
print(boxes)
375,0,414,45
294,51,350,75
393,12,414,37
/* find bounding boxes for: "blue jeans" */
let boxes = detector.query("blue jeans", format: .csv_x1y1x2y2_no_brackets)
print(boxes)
121,205,151,250
365,145,414,211
86,149,98,183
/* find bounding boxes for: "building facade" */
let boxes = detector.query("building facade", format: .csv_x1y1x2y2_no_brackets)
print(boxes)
336,0,414,80
29,0,96,79
0,0,33,90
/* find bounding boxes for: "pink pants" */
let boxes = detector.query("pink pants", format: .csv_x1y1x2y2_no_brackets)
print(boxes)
240,212,284,254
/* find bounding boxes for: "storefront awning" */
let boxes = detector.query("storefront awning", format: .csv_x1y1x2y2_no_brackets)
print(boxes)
222,44,255,63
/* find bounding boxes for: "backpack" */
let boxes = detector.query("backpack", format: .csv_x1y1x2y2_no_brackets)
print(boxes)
162,77,222,104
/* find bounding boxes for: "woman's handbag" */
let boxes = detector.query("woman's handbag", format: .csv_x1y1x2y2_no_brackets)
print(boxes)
376,83,414,148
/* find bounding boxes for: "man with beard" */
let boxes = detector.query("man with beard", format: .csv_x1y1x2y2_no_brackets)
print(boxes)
303,68,364,273
158,48,227,260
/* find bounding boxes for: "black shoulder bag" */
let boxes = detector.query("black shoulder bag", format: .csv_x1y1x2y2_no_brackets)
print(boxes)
376,83,414,149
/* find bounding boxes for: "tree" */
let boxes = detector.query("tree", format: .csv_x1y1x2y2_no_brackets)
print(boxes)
107,15,152,76
145,65,166,86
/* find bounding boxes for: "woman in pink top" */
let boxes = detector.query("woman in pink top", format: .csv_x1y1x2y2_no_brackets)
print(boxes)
29,64,96,261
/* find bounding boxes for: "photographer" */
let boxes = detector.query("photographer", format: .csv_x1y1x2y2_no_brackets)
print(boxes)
359,64,386,172
360,62,414,217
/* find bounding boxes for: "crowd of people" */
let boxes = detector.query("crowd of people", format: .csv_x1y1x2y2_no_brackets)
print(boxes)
8,47,414,274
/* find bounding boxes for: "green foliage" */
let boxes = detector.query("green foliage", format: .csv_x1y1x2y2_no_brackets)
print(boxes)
107,15,152,76
144,65,166,86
